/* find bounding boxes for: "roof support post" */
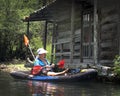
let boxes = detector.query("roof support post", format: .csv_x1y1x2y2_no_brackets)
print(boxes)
93,0,98,65
118,3,120,55
43,21,48,50
51,22,57,63
70,0,75,66
80,5,83,63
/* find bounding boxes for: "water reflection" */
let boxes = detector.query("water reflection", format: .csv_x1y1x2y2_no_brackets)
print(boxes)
1,71,120,96
28,81,64,96
27,80,120,96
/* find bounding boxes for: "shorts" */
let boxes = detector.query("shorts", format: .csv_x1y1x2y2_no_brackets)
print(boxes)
40,67,53,75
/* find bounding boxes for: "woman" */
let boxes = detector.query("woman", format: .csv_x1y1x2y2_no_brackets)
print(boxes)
31,48,68,76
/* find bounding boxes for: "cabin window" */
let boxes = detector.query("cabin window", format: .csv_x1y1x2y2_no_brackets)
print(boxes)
83,12,93,58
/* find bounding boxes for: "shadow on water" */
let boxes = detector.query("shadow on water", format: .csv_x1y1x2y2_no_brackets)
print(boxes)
27,80,120,96
1,71,120,96
27,81,65,96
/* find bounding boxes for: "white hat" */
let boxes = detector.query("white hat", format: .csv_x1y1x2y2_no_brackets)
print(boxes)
37,48,48,55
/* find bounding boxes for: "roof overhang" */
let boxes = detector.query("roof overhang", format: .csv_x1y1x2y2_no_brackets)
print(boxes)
23,0,93,22
23,0,59,22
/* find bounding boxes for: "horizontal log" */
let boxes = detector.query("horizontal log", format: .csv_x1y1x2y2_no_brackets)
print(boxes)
53,52,71,56
100,42,112,48
100,14,118,25
100,51,115,57
101,23,117,31
99,60,113,65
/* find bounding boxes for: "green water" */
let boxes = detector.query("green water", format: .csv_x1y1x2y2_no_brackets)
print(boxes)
0,71,120,96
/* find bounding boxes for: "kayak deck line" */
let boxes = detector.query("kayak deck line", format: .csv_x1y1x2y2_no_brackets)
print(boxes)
10,68,98,82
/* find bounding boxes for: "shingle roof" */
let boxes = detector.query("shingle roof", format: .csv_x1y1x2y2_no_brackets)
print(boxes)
23,0,57,22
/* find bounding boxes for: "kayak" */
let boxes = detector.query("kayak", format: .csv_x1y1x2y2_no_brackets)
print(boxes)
10,68,97,82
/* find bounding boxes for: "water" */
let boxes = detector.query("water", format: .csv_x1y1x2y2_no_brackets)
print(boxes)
0,71,120,96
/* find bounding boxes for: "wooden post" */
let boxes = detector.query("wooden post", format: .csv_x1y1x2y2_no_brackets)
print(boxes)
70,0,75,65
118,3,120,55
80,5,83,62
51,22,56,63
93,0,98,65
44,21,48,50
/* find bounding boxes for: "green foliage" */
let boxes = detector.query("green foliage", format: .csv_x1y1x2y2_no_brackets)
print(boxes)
46,44,52,61
30,36,52,61
30,36,43,53
0,0,23,60
28,22,53,61
0,0,54,61
113,55,120,76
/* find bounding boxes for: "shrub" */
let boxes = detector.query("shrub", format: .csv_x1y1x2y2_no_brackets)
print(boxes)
113,55,120,77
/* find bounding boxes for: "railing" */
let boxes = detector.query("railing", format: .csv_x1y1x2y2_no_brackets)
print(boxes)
83,42,94,58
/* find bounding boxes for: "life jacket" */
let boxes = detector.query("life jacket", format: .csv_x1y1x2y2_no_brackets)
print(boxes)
31,65,43,75
58,59,65,68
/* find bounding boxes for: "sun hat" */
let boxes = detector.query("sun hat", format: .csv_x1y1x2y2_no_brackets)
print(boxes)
37,48,48,55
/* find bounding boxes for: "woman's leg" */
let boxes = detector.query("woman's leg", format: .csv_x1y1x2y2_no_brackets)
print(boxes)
47,68,69,76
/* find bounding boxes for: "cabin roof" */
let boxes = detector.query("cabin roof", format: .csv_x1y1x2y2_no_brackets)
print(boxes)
23,0,93,22
23,0,58,22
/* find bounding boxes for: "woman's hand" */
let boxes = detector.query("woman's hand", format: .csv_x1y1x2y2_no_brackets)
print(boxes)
50,63,55,68
45,65,51,68
45,65,52,71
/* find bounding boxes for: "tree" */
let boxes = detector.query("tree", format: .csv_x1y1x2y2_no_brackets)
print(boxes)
0,0,53,61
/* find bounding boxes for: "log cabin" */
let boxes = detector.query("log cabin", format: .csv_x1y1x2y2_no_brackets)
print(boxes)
24,0,120,68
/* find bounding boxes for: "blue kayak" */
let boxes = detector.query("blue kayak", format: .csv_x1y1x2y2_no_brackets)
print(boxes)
10,69,97,82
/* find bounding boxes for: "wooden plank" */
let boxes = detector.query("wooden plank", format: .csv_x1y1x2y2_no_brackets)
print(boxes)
74,44,80,50
80,5,83,62
73,53,80,56
75,29,81,35
74,37,80,43
117,3,120,55
100,32,114,41
70,0,75,65
51,22,56,63
54,52,71,56
99,60,113,64
100,14,118,25
57,22,71,32
43,21,48,49
93,0,98,64
100,51,115,57
83,59,94,63
54,39,70,45
100,42,112,48
58,31,71,38
101,23,117,32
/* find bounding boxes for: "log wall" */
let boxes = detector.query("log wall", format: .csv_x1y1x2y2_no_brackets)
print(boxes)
52,0,120,67
98,0,119,65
